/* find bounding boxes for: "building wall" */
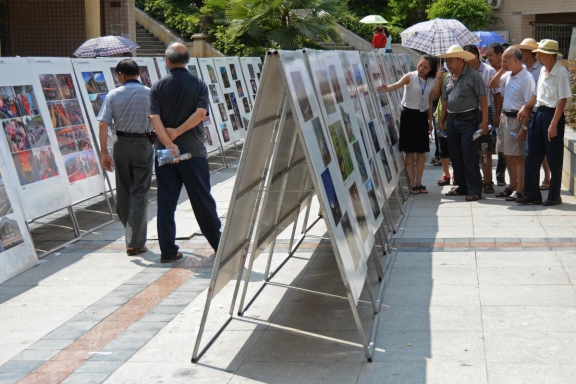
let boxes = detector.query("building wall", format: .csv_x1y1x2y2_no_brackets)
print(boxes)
101,0,135,42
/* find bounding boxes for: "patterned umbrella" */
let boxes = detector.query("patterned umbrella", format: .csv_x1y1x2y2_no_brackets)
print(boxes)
473,31,506,48
73,36,140,58
401,18,481,55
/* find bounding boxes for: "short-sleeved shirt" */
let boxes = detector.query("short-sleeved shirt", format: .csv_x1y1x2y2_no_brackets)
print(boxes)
372,34,387,49
150,67,210,157
535,61,573,109
401,71,436,110
476,62,500,107
525,60,542,84
98,80,152,134
442,65,486,113
499,68,535,111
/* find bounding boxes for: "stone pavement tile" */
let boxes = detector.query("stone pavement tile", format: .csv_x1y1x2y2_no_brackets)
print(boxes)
475,251,561,268
0,371,29,384
60,372,111,384
471,206,537,216
557,251,576,266
487,363,576,384
535,205,576,215
229,361,363,383
477,267,570,285
473,226,548,238
11,349,61,361
27,339,77,350
0,285,113,307
74,360,124,373
379,305,482,332
71,306,121,323
538,216,576,226
484,331,576,363
383,284,480,306
0,360,45,373
43,321,99,341
372,331,485,362
407,207,472,217
17,267,141,287
245,330,366,362
482,306,576,332
479,285,576,306
404,216,473,227
544,227,576,238
0,285,34,305
473,216,542,227
88,349,139,362
356,361,488,384
122,271,167,286
103,361,233,383
400,226,474,239
392,252,476,267
388,267,478,286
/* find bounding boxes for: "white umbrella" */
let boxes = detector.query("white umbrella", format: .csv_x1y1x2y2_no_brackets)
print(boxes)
400,18,480,55
360,15,388,24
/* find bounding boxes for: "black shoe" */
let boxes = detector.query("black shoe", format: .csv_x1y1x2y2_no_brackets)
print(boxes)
161,251,183,263
515,196,542,205
542,197,562,206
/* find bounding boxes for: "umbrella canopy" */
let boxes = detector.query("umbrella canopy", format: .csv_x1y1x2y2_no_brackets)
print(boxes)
400,18,480,55
473,31,506,48
360,15,388,24
73,36,139,58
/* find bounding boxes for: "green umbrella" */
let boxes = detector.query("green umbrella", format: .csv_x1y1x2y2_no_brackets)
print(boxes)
359,15,388,24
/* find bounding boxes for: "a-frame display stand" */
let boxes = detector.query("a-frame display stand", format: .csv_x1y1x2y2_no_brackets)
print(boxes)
192,51,404,363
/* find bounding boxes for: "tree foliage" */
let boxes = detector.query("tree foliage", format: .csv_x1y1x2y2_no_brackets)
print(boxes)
388,0,434,27
427,0,500,30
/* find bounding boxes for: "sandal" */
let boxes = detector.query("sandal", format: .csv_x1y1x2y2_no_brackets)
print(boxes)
539,182,550,190
505,191,524,201
430,157,441,164
466,195,481,201
410,186,420,194
438,176,451,186
497,181,507,186
445,188,465,196
495,187,513,198
418,185,428,194
483,183,495,194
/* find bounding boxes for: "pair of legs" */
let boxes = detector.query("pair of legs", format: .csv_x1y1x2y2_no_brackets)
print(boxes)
505,155,525,196
541,158,551,188
405,152,427,192
446,116,483,198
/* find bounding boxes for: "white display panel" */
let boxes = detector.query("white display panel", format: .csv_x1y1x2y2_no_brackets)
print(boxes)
99,57,160,88
0,58,73,220
239,57,260,104
0,154,37,284
279,50,368,304
28,58,104,205
212,57,252,140
198,58,239,146
155,57,169,78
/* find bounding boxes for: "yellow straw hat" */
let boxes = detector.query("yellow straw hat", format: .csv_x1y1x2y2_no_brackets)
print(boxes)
532,39,563,57
436,45,475,61
515,38,538,51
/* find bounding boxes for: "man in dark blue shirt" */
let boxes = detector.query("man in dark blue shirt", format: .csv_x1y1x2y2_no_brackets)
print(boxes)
150,43,221,262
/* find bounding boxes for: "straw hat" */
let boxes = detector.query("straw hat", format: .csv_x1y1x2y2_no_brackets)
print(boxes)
532,39,563,56
436,45,475,61
515,38,538,51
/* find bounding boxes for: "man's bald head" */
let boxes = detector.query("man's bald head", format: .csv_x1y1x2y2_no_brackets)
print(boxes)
165,42,190,67
502,47,523,72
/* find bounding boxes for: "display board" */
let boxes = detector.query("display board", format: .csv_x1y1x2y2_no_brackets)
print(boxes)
155,57,169,78
0,58,73,220
27,58,104,205
100,57,160,89
0,154,38,284
239,57,260,104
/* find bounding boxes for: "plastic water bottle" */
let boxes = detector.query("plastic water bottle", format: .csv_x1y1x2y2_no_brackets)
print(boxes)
473,129,482,140
436,129,447,138
481,142,488,165
510,131,519,138
156,149,193,166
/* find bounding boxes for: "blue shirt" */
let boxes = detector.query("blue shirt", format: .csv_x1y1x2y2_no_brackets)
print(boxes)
98,80,152,134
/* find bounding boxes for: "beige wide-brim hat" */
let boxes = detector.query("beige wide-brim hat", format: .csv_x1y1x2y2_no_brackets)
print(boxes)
436,45,475,61
532,39,563,56
515,38,538,51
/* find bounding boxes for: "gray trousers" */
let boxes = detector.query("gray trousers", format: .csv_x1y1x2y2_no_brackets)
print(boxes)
113,136,153,248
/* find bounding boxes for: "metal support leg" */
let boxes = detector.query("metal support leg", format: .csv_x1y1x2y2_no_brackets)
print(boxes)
263,239,276,281
300,197,313,234
67,207,81,237
364,272,378,314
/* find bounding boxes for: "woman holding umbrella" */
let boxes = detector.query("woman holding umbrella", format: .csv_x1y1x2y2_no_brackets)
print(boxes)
372,26,387,53
380,54,442,194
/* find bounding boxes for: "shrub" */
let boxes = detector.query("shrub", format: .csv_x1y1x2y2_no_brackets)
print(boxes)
136,0,201,39
560,58,576,128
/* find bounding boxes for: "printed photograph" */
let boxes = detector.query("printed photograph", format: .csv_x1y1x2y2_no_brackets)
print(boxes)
55,127,78,155
384,113,398,146
88,93,104,117
242,116,249,129
230,64,238,81
56,74,77,99
3,118,31,153
0,216,24,251
364,92,375,120
204,114,212,126
258,63,263,73
80,150,100,177
344,68,357,99
328,121,354,181
328,65,344,104
349,183,369,243
352,141,368,183
39,74,62,101
33,146,60,180
368,121,381,153
188,65,199,78
378,90,389,108
1,86,19,119
204,127,213,146
321,168,342,225
369,158,382,192
230,114,239,131
64,152,87,183
379,149,393,183
63,99,85,126
220,67,231,88
110,68,122,87
139,66,152,87
12,85,39,116
224,93,233,110
340,105,355,143
26,115,49,148
250,79,257,96
81,72,98,95
72,125,93,152
341,212,362,270
230,93,241,118
364,178,380,220
289,71,313,122
235,80,244,98
47,101,70,128
219,122,230,142
209,84,220,104
217,103,227,122
311,117,331,167
352,64,366,94
0,178,14,217
207,65,217,83
357,119,369,156
12,150,41,185
316,69,336,115
248,64,255,79
242,97,250,114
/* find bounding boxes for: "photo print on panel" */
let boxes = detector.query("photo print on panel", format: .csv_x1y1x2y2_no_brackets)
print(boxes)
289,71,313,122
311,117,331,167
328,121,354,181
321,168,342,225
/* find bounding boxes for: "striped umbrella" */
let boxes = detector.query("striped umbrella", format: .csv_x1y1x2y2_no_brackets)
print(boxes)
473,31,506,48
401,18,480,55
73,36,140,58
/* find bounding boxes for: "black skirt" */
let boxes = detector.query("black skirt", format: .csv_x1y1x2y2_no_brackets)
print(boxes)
399,107,430,153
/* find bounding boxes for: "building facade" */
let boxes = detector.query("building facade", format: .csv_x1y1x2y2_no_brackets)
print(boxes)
490,0,576,57
0,0,136,57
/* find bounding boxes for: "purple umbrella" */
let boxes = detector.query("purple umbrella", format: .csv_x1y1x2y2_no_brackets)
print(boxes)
74,36,140,58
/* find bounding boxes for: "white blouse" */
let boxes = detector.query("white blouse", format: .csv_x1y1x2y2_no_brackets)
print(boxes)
401,71,436,111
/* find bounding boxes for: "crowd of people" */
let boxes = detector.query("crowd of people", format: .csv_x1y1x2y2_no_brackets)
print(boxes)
380,38,572,206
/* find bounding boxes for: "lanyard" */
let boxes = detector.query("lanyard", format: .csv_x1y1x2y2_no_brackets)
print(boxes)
418,76,428,98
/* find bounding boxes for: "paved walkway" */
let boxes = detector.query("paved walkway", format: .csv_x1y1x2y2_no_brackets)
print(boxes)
1,153,576,384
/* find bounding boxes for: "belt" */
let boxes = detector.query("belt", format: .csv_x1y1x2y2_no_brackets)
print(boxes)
503,110,519,118
449,108,478,121
116,131,151,138
537,106,556,112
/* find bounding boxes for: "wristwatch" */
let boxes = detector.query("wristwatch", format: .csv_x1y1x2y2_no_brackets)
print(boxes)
522,125,528,131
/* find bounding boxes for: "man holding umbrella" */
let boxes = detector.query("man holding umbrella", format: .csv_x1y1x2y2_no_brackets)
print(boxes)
437,46,489,201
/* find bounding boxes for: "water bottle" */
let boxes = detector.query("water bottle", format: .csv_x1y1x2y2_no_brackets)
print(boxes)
489,124,497,140
436,129,447,138
473,129,482,140
510,131,519,138
156,149,193,166
481,142,488,165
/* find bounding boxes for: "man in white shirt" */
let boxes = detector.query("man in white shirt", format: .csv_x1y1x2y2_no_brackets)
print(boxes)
489,47,535,201
516,40,573,206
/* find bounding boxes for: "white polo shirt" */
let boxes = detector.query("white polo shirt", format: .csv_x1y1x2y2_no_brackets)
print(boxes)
535,61,573,108
499,68,535,111
477,62,501,107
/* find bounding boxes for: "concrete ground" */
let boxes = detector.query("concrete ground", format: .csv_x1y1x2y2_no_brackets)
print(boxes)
1,149,576,384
